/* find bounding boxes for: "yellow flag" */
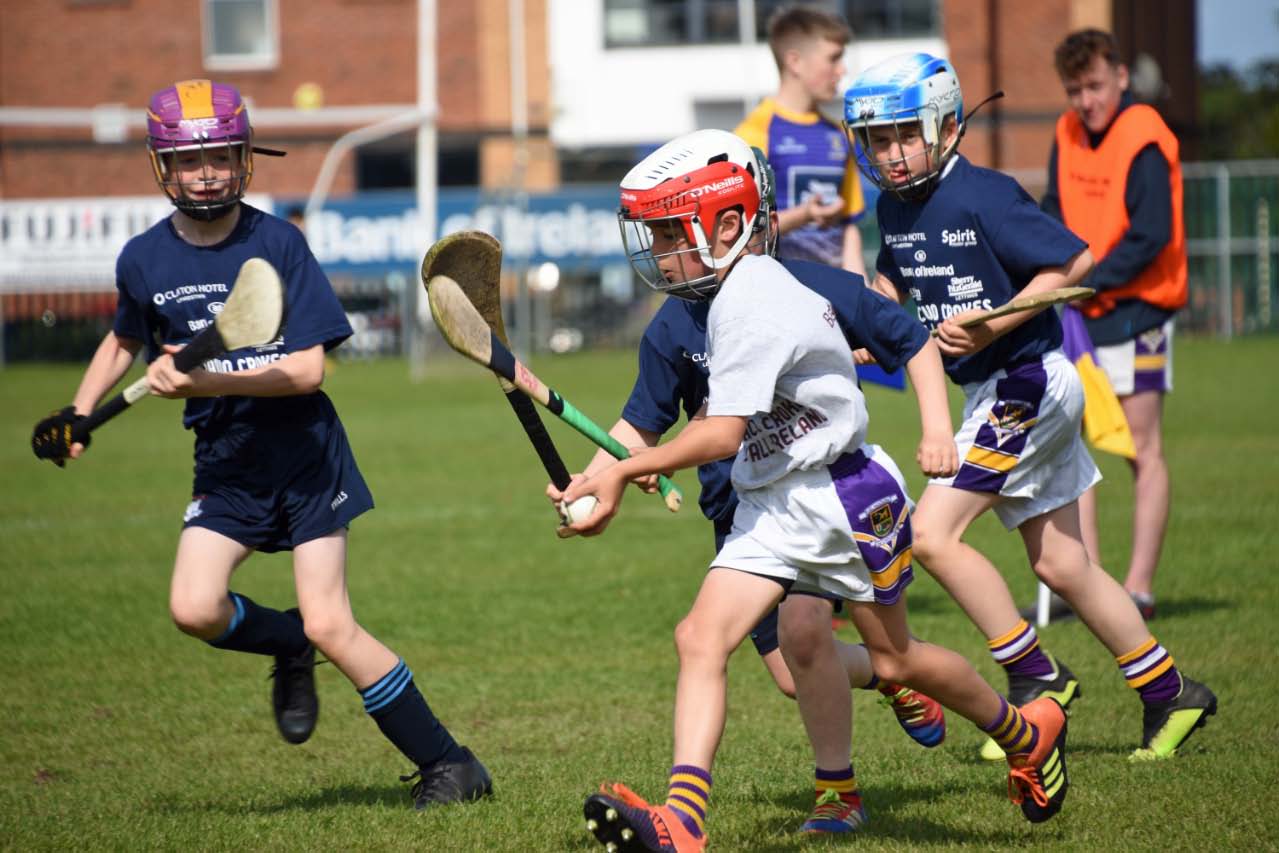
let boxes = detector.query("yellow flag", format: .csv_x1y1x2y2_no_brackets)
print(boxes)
1075,352,1136,459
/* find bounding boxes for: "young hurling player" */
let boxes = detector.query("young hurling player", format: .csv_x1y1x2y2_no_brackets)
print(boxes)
844,53,1216,762
564,130,1071,853
30,80,491,808
547,142,947,759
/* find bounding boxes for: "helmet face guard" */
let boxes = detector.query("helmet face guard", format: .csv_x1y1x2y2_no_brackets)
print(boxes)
843,54,964,201
618,131,774,302
146,79,253,221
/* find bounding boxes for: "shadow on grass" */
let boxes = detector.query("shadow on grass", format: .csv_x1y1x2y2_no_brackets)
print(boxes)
1149,596,1231,620
743,781,1062,848
948,740,1133,764
1021,595,1230,625
159,784,414,814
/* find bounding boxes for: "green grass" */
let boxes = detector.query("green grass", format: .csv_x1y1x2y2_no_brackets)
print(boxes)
2,336,1278,851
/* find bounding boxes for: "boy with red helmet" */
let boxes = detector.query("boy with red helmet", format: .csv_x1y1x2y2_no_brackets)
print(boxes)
565,130,1070,852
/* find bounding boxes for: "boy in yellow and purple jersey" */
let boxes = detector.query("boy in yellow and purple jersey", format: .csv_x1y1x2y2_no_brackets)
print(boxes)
735,5,866,279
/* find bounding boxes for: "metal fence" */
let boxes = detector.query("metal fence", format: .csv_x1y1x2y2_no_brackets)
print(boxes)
1181,160,1279,337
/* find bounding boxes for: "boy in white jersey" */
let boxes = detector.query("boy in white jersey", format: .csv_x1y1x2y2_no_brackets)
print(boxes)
563,130,1071,853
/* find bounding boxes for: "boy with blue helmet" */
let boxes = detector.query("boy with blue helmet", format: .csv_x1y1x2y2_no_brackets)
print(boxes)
844,53,1216,762
565,129,1071,852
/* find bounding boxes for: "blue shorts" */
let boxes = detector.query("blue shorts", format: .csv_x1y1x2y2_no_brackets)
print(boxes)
712,515,842,658
183,396,373,553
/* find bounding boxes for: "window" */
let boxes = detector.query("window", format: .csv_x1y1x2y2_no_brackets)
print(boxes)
693,98,750,131
841,0,937,38
604,0,741,48
605,1,939,48
204,0,278,71
753,0,938,40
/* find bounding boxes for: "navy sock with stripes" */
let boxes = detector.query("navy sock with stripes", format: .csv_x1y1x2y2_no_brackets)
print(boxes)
361,659,465,768
207,592,308,657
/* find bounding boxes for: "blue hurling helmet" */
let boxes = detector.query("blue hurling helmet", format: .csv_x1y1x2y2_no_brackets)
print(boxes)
843,53,964,199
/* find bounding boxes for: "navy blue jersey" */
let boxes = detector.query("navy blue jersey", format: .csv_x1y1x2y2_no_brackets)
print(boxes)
113,204,353,433
875,156,1087,385
622,259,926,522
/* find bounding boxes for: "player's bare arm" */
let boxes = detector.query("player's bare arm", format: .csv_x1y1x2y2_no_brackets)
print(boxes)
50,332,145,460
563,414,745,536
73,332,144,414
777,193,843,234
870,272,904,303
842,223,867,279
902,338,958,477
936,248,1094,356
148,343,326,399
546,419,661,505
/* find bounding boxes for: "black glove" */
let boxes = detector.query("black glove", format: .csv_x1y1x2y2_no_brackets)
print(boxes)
31,406,89,467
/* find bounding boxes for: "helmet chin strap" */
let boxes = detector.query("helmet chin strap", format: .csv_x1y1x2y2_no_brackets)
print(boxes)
177,200,240,222
951,89,1005,153
692,214,757,272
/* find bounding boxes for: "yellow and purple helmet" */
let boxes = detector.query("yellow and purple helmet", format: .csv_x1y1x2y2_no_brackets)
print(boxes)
146,79,253,221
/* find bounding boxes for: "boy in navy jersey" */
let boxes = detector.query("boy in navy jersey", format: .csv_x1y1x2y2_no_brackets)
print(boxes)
30,80,490,808
845,54,1216,761
563,130,1070,853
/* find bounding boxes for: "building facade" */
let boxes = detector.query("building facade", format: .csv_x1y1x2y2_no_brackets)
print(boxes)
0,0,1200,357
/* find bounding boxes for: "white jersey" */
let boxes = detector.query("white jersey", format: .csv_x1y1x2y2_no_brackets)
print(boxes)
705,254,868,491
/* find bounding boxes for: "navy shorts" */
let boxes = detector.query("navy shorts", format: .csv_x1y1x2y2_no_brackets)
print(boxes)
712,515,842,658
183,396,373,553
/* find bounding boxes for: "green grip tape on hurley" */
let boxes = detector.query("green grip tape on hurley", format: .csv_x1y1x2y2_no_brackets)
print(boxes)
558,397,683,513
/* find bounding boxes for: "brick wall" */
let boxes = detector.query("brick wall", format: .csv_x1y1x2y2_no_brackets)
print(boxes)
1,0,550,198
943,0,1076,182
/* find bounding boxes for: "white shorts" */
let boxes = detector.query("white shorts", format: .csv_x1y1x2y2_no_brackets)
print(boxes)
1095,319,1174,395
713,444,914,606
931,349,1101,530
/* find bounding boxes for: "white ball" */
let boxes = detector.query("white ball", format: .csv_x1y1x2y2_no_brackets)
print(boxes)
558,495,599,526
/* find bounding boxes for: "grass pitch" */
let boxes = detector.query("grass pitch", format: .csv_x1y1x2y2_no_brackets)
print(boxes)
2,335,1277,851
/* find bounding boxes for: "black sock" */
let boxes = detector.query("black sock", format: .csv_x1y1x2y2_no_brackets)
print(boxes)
206,593,308,657
360,659,465,768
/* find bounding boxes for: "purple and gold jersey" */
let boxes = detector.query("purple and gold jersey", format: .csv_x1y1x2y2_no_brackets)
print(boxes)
113,204,353,433
875,156,1086,386
735,99,865,267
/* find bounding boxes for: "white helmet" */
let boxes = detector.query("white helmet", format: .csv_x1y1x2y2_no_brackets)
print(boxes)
843,53,965,199
618,129,774,301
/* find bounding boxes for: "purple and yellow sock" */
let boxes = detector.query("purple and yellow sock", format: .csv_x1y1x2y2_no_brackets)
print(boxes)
988,619,1056,679
815,765,860,804
666,764,711,838
1117,637,1181,704
982,696,1039,757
